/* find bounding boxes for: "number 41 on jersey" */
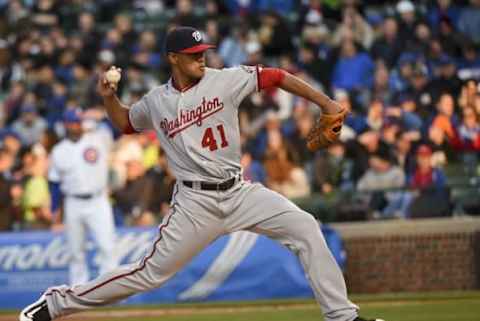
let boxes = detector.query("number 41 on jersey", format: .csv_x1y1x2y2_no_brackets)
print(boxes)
202,124,229,151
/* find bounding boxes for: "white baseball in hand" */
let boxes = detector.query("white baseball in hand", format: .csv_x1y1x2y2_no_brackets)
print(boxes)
105,67,121,84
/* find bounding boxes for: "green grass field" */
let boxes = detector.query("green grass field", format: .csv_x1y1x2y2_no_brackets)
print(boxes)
5,292,480,321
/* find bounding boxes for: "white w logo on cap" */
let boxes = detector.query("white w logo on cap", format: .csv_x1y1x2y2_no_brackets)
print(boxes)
192,31,202,42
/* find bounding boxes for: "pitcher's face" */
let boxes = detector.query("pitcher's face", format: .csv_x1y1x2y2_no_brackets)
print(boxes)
169,52,206,79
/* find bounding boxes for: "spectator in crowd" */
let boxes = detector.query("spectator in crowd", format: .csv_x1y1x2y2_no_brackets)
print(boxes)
205,0,229,23
432,92,459,141
396,0,418,47
406,144,450,218
1,131,22,159
77,11,101,55
386,94,423,131
243,39,264,66
171,0,201,28
21,144,51,229
135,131,159,171
218,26,249,67
145,148,176,221
204,19,221,47
0,39,23,92
425,35,442,64
248,111,282,160
296,0,332,33
409,145,447,190
314,141,354,194
331,38,374,92
371,17,403,69
132,30,162,70
381,122,401,146
346,130,388,182
31,0,60,29
411,23,432,56
11,104,47,146
113,14,137,53
424,125,451,167
45,82,68,127
393,130,416,176
257,11,294,59
364,99,384,132
0,144,14,180
357,144,406,218
409,63,434,118
437,16,465,58
429,55,462,101
297,43,331,90
2,81,26,125
456,107,480,151
121,63,157,105
458,43,480,80
285,109,315,168
335,89,361,136
333,92,362,133
371,62,393,106
112,156,155,226
332,6,374,50
428,0,461,31
263,130,310,199
458,79,480,114
0,147,17,230
110,135,144,188
389,52,416,95
458,0,480,45
54,49,76,85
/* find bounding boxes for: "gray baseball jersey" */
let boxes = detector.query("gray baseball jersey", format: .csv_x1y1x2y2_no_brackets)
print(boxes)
128,66,258,181
35,66,360,321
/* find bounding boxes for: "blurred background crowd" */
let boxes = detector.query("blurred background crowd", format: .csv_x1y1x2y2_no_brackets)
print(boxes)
0,0,480,231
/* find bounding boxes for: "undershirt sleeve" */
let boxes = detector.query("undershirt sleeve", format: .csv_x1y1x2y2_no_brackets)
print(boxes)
258,67,286,90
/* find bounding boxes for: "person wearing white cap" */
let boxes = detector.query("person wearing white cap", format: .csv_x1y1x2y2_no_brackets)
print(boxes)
396,0,415,14
397,0,416,26
396,0,417,47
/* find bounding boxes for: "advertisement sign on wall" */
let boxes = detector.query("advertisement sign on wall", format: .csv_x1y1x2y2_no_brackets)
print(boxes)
0,226,345,309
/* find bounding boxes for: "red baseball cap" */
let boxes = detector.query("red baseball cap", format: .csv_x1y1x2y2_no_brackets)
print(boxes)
164,26,215,54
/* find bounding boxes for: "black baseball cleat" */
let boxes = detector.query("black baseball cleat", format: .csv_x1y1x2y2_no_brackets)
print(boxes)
19,295,52,321
354,317,385,321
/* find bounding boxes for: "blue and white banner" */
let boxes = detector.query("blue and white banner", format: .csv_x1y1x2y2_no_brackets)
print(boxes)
0,226,345,309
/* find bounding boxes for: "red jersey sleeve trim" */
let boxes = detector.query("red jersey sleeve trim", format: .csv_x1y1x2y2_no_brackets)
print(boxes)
258,67,286,90
256,65,261,92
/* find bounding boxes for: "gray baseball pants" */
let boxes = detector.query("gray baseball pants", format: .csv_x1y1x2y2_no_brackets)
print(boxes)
45,181,359,321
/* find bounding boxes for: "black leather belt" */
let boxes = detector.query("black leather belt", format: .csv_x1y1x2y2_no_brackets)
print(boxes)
71,194,94,199
183,175,240,191
70,191,101,199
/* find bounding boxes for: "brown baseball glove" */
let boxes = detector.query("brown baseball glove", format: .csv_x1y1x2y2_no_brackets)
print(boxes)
306,108,348,151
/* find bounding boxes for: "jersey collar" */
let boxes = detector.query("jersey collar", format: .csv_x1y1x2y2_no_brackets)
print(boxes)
168,75,202,94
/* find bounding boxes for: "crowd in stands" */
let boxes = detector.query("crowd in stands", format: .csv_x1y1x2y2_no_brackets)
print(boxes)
1,0,480,230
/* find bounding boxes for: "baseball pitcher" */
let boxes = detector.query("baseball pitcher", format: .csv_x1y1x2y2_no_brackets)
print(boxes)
20,27,383,321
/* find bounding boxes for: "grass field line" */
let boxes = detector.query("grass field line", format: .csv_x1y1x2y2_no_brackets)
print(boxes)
4,296,480,321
